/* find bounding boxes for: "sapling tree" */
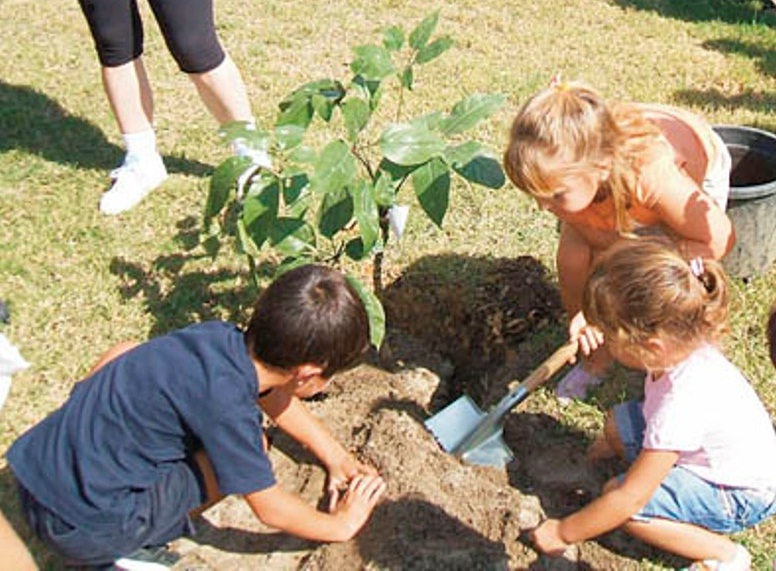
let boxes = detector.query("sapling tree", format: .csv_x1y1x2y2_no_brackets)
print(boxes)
204,12,506,348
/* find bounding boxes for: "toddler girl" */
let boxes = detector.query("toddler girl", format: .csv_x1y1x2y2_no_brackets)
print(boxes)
503,79,736,399
531,239,776,570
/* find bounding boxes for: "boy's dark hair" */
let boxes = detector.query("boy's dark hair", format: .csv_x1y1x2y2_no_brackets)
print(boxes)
768,302,776,369
245,265,370,378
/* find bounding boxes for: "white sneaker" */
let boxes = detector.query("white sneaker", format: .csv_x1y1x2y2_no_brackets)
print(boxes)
99,153,168,215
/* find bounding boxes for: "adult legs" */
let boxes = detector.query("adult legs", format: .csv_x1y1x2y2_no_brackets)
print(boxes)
189,53,254,125
101,58,154,135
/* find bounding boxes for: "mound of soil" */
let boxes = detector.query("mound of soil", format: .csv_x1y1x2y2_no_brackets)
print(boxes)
169,256,677,570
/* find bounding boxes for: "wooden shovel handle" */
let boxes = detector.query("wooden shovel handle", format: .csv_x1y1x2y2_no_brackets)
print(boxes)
511,341,579,393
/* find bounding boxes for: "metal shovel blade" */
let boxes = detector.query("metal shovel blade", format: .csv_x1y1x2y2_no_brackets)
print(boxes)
424,395,487,453
424,342,578,467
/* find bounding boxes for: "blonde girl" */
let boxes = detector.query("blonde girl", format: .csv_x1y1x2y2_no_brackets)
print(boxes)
531,239,776,570
503,79,736,399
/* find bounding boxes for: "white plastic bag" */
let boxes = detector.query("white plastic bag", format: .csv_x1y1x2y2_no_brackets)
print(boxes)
0,333,29,410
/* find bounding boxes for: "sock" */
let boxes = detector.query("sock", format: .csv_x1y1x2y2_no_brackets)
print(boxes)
122,128,158,161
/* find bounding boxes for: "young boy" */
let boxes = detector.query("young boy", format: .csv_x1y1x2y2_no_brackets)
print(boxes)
6,265,386,568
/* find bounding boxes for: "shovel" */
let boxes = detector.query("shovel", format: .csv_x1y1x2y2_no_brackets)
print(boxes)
425,341,578,467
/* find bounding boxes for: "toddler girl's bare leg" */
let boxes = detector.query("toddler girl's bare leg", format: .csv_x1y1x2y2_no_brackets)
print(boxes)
587,410,626,461
623,517,738,563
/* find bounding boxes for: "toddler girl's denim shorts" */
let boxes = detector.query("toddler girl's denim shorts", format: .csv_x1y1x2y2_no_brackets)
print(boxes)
612,399,776,533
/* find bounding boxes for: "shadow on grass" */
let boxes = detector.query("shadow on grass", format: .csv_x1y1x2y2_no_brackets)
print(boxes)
0,80,211,177
610,0,775,26
108,216,276,337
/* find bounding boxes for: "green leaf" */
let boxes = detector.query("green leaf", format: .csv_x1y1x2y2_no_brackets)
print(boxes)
399,65,413,90
345,238,367,261
439,93,507,136
378,157,416,182
416,36,454,64
218,121,262,143
242,183,280,249
383,25,404,51
350,45,395,81
312,93,335,122
352,180,380,253
410,111,445,131
345,274,386,349
277,97,313,128
268,218,316,257
287,145,317,164
372,172,395,207
274,124,306,150
409,11,439,50
310,140,358,195
282,172,311,205
243,183,279,227
236,218,261,258
318,186,354,238
443,141,486,166
352,76,383,110
205,156,251,231
277,79,346,128
380,123,445,166
412,158,450,227
341,97,371,142
453,155,506,189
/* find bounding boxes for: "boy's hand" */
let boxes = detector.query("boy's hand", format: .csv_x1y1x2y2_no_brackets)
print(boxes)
568,312,604,357
530,518,571,556
329,474,386,538
326,451,379,511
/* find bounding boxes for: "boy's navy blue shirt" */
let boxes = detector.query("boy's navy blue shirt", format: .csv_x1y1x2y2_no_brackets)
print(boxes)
7,321,276,532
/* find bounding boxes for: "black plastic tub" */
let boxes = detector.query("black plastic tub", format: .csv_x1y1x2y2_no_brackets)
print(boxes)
712,125,776,278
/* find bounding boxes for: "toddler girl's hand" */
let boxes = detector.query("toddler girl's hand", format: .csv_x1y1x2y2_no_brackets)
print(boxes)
330,474,386,539
531,518,572,556
568,311,604,356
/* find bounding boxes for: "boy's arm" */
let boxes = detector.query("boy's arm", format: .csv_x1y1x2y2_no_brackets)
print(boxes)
532,450,677,554
244,475,385,542
259,389,376,488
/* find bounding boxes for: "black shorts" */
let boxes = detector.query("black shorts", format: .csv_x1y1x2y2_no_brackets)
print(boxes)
77,0,225,73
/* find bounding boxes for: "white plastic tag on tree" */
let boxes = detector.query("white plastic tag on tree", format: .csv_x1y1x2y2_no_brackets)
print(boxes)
388,204,410,240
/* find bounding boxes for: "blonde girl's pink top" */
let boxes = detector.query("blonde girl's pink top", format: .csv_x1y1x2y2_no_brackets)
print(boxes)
642,344,776,490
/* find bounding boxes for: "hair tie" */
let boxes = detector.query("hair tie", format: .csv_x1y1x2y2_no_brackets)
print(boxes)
549,73,569,92
689,257,705,278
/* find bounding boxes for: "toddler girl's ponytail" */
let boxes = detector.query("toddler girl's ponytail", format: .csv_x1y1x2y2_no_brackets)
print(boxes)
582,239,730,358
688,256,729,343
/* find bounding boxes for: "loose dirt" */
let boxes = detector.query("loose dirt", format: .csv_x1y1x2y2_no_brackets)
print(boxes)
170,256,681,570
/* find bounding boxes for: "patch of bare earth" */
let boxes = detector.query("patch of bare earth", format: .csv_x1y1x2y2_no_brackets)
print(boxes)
171,257,680,570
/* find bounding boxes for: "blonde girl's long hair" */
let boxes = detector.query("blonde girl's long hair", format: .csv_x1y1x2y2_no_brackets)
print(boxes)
582,239,729,362
503,80,663,233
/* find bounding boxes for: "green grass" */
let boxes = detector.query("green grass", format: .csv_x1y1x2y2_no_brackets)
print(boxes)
2,0,776,568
